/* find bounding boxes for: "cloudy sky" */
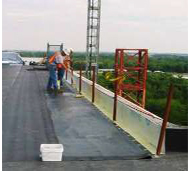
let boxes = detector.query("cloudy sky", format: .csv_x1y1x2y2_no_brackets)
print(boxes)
2,0,188,53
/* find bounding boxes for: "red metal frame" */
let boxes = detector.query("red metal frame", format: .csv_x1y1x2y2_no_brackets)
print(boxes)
79,66,82,94
114,48,148,108
66,70,68,80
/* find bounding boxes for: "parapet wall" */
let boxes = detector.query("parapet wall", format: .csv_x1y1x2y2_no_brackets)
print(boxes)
66,70,165,154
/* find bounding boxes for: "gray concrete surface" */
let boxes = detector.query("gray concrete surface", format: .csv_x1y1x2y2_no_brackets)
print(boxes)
2,65,188,171
36,68,150,160
3,154,188,171
2,65,58,162
2,65,22,102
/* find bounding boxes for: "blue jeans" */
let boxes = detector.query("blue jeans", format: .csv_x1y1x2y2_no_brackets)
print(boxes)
47,64,57,90
58,69,65,87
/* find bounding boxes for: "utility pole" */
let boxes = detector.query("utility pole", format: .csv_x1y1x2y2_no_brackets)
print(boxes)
86,0,101,79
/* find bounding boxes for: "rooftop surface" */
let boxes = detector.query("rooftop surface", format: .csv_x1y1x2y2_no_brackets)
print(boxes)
2,65,188,171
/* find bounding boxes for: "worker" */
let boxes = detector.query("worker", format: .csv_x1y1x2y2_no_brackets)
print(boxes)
46,51,59,93
56,48,73,90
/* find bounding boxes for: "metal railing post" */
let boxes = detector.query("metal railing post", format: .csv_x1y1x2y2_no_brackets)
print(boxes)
66,70,68,80
156,84,174,155
71,60,73,85
113,82,118,121
113,49,119,121
92,66,96,103
79,65,82,94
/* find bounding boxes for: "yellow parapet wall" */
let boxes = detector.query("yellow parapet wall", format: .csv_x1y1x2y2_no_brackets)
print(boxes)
66,70,164,154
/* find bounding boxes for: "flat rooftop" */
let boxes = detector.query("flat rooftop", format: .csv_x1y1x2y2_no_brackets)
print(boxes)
2,65,187,170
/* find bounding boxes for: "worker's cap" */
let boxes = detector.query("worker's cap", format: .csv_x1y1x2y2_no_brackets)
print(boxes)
69,48,73,53
63,48,73,56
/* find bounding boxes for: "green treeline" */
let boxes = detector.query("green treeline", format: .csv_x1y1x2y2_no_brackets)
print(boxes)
19,51,46,57
20,51,188,73
148,54,188,73
70,52,188,73
146,73,188,125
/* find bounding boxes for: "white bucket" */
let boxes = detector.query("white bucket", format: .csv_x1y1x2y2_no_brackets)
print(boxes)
40,144,64,161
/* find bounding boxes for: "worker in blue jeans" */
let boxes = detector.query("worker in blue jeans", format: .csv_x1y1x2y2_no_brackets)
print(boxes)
56,49,73,90
57,69,65,89
56,51,67,90
47,64,58,91
47,51,58,92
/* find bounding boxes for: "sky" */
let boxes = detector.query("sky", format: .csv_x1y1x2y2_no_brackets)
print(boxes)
2,0,188,53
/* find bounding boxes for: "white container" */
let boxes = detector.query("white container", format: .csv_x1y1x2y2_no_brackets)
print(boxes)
40,144,64,161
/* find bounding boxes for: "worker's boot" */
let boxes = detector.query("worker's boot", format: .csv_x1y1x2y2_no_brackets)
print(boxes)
54,89,58,95
58,88,63,93
47,88,53,93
